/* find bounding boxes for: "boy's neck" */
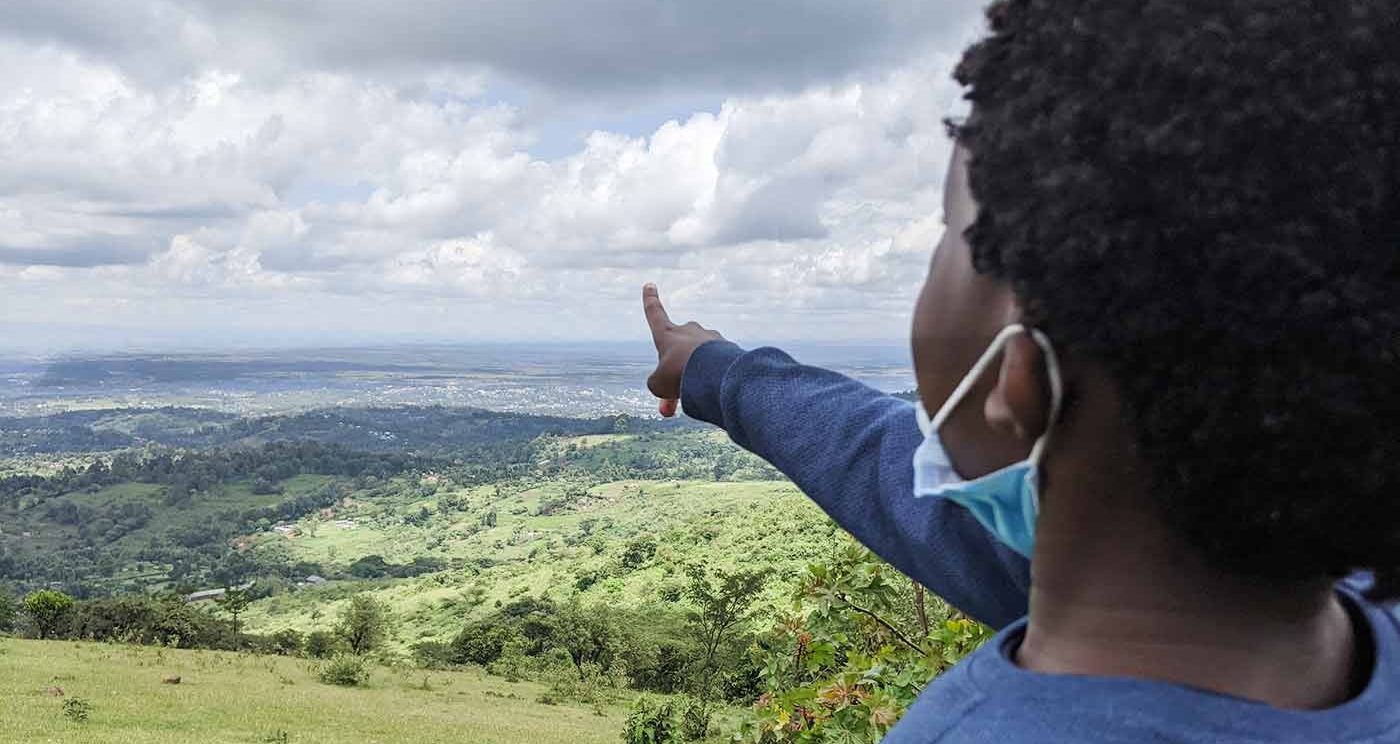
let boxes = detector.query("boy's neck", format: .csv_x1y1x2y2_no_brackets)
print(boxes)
1018,517,1366,710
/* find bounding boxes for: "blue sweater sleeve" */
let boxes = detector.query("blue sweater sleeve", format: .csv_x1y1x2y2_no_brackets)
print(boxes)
681,340,1031,630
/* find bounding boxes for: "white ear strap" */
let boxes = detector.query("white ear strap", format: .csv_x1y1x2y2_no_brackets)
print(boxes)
927,324,1064,465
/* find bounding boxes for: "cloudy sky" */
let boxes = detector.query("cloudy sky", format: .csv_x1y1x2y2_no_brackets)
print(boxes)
1,1,984,353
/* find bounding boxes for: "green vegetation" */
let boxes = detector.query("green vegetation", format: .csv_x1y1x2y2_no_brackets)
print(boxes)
23,590,74,640
0,405,988,742
0,638,631,743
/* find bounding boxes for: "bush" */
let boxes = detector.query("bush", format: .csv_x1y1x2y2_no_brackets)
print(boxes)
411,640,455,669
263,629,304,656
318,653,371,687
24,590,75,640
336,595,391,654
62,697,92,722
621,695,679,744
303,630,342,659
69,595,235,649
0,589,16,633
450,621,516,666
678,696,710,742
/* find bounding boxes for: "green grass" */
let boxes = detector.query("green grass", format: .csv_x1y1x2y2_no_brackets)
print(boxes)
0,638,630,744
244,476,845,647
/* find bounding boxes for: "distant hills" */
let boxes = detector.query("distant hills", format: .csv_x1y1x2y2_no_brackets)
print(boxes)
0,405,691,455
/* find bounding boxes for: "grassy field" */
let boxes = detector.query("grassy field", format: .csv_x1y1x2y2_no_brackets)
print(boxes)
242,476,845,647
0,638,633,744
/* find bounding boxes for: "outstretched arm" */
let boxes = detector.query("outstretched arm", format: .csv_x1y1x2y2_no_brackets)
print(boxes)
643,286,1030,629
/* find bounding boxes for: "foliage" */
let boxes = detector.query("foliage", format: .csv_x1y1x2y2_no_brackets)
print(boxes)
317,653,371,687
682,564,767,738
215,588,251,637
62,697,93,722
23,590,75,640
302,630,343,659
621,695,679,744
450,621,519,666
259,628,304,656
336,595,391,655
68,594,235,648
0,589,15,634
738,543,994,742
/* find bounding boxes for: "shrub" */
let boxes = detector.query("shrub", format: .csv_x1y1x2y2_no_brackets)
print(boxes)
0,589,16,633
317,653,371,687
62,697,92,722
410,640,455,669
303,630,342,659
621,695,678,744
24,590,75,640
677,696,710,742
335,595,391,654
450,621,516,666
263,629,304,656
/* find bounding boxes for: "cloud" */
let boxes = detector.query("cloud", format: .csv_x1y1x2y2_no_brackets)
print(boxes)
0,1,976,96
0,2,986,350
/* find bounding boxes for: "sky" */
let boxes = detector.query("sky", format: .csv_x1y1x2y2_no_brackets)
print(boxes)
0,1,985,353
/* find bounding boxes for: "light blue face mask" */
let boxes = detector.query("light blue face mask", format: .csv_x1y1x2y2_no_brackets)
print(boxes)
913,324,1064,558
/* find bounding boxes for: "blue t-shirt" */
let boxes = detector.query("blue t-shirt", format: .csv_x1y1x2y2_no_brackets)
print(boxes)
681,341,1400,743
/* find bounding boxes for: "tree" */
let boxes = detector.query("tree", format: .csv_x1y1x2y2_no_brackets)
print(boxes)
551,597,618,679
740,543,995,742
683,565,767,738
336,595,391,654
451,621,517,665
214,588,251,638
0,589,16,633
24,589,75,640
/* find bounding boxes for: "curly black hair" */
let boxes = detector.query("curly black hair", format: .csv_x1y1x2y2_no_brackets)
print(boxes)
953,0,1400,601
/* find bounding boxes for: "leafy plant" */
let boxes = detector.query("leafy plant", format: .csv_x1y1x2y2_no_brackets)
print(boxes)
62,697,92,722
0,589,16,633
621,695,679,744
214,588,251,637
317,653,371,687
24,590,75,640
683,564,766,739
738,543,993,743
336,595,391,655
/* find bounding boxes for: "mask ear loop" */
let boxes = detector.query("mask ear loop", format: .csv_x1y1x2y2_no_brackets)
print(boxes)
925,323,1066,467
927,324,1030,432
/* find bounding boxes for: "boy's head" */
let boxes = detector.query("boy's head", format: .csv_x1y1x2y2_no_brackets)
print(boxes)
913,0,1400,600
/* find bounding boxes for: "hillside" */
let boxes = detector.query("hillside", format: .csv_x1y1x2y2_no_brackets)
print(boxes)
0,404,972,743
241,472,842,647
0,405,684,455
0,412,838,640
0,637,639,744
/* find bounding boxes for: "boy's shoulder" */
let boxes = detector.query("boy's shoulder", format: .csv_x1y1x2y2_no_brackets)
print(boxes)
885,591,1400,744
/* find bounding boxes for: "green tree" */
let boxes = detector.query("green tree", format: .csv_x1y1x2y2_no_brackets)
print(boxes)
552,597,618,679
684,565,767,739
336,594,391,654
0,589,16,633
214,588,251,637
738,543,994,743
303,629,342,659
24,589,75,640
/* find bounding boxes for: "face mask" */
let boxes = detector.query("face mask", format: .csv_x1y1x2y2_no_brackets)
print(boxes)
912,324,1064,558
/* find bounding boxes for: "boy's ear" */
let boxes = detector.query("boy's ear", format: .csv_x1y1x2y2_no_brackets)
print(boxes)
984,333,1051,445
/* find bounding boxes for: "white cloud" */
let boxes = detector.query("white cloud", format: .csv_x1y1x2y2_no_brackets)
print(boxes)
0,3,986,351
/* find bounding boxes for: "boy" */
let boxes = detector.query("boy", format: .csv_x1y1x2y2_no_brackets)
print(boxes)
642,1,1400,741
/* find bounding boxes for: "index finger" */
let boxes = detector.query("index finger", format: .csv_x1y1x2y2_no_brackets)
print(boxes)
642,283,674,340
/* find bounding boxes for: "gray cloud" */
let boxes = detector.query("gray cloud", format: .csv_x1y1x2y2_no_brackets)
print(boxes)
1,0,976,96
0,236,156,267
